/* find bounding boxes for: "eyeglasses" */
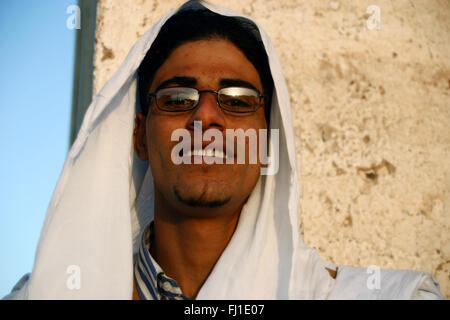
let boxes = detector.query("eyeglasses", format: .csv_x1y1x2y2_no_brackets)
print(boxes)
148,86,265,114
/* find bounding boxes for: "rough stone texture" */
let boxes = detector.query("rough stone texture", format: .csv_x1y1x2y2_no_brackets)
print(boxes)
93,0,450,298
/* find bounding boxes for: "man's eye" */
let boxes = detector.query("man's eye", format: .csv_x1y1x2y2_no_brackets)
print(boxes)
221,97,251,109
230,99,248,106
159,95,193,108
168,97,187,105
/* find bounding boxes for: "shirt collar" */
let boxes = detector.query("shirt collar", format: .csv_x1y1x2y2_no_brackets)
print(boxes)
134,221,189,300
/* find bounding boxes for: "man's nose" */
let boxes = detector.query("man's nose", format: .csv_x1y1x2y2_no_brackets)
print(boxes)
187,91,226,131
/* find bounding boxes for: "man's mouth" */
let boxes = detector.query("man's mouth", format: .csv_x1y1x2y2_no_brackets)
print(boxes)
172,137,243,165
185,148,228,159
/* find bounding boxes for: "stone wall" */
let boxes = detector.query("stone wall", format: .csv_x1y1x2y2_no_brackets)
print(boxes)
92,0,450,298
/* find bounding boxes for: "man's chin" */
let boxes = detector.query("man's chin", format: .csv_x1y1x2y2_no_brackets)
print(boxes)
173,186,231,208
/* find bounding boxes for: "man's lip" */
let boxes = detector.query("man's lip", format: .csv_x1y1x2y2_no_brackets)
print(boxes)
193,140,225,150
200,140,216,149
184,149,228,160
189,142,236,158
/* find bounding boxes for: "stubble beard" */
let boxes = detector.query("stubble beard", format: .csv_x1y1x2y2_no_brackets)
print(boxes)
173,185,231,208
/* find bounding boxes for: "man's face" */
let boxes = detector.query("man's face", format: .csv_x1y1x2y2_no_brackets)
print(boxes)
135,39,267,218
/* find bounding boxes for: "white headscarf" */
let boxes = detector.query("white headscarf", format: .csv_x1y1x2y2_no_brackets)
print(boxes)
5,0,443,300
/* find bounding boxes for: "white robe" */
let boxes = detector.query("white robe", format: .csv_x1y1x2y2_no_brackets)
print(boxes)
4,0,444,300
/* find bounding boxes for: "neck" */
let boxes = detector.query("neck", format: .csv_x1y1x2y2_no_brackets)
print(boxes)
152,192,242,299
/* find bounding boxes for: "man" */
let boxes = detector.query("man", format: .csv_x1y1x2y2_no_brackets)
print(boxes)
131,4,280,299
5,0,443,299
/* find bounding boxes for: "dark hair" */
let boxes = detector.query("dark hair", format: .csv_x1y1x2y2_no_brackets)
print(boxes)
138,6,273,124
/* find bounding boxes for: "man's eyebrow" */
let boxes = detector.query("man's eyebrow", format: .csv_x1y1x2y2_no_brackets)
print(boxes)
219,78,260,92
155,76,197,92
154,77,260,93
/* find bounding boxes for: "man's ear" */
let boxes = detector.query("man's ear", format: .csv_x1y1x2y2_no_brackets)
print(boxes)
134,112,149,161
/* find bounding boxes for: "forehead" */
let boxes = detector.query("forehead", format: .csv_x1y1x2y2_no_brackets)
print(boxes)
150,39,263,92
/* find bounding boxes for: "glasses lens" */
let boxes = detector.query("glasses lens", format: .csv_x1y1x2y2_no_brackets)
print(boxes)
156,87,198,111
218,87,260,113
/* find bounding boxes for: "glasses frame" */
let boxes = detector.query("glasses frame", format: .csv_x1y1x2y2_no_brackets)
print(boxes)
147,86,266,114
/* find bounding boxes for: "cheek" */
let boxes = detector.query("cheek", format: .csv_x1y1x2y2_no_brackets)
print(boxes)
146,117,186,170
146,120,169,167
245,107,267,130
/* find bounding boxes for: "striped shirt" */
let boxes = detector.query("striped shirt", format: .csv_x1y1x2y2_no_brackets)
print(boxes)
134,221,190,300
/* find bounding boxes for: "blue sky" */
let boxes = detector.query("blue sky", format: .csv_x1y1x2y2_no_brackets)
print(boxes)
0,0,77,297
